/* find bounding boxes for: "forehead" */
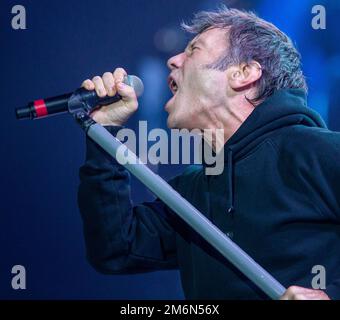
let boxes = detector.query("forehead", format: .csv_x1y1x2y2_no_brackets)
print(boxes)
190,27,228,49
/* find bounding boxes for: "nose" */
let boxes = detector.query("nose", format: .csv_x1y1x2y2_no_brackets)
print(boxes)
167,52,186,70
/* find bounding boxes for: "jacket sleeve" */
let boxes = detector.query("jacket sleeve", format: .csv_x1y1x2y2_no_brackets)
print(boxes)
78,126,179,274
310,132,340,300
285,129,340,299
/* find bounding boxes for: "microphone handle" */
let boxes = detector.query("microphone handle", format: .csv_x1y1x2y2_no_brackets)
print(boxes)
16,88,122,120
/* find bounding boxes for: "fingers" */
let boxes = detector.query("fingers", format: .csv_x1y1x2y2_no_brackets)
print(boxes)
281,286,307,300
102,72,115,97
116,81,137,110
113,67,127,84
113,68,136,105
280,286,330,300
92,76,106,97
81,79,95,90
81,68,129,98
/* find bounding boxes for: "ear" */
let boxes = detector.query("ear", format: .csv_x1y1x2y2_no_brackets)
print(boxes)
228,61,262,91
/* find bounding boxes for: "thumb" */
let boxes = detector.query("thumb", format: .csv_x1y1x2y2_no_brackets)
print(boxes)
116,81,137,104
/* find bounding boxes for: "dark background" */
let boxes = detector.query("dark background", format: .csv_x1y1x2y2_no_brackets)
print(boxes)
0,0,339,299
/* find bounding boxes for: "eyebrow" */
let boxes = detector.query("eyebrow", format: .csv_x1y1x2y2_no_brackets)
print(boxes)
186,38,206,51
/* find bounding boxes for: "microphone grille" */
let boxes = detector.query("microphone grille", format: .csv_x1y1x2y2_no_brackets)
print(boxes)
125,75,144,97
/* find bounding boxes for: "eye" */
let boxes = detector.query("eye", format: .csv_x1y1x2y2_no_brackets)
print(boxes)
189,46,199,56
184,44,200,56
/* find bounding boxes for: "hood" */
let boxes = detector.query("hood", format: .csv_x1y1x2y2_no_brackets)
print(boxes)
206,88,327,214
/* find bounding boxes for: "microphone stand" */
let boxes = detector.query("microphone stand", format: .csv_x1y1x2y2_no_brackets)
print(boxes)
71,106,286,300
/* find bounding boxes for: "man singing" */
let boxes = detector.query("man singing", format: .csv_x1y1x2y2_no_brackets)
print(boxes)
78,7,339,300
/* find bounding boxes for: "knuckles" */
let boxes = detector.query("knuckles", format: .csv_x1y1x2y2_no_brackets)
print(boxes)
286,285,299,293
92,76,102,83
283,286,329,300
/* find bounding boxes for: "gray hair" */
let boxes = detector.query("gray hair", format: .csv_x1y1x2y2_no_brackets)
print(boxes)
181,6,307,104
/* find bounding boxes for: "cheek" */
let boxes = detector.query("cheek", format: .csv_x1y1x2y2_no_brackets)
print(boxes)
182,60,204,88
187,68,215,96
199,73,228,105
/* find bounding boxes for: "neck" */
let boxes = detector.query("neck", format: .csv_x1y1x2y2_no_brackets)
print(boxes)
202,95,255,152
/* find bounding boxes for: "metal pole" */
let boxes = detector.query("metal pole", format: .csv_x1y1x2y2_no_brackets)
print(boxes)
81,117,286,300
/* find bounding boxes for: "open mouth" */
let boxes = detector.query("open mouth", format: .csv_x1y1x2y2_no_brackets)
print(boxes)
168,75,179,95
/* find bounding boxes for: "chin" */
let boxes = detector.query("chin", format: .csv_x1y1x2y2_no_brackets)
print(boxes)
166,109,188,129
167,117,177,129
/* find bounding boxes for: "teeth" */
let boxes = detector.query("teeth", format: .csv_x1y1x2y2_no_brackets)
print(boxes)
171,79,178,93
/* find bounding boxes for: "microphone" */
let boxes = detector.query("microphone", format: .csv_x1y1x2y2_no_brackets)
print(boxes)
15,75,144,120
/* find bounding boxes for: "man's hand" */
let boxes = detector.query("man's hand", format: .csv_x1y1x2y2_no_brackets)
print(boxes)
81,67,138,126
280,286,330,300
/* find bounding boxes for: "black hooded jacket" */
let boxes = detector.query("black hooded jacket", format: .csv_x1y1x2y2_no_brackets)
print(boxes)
78,89,340,299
